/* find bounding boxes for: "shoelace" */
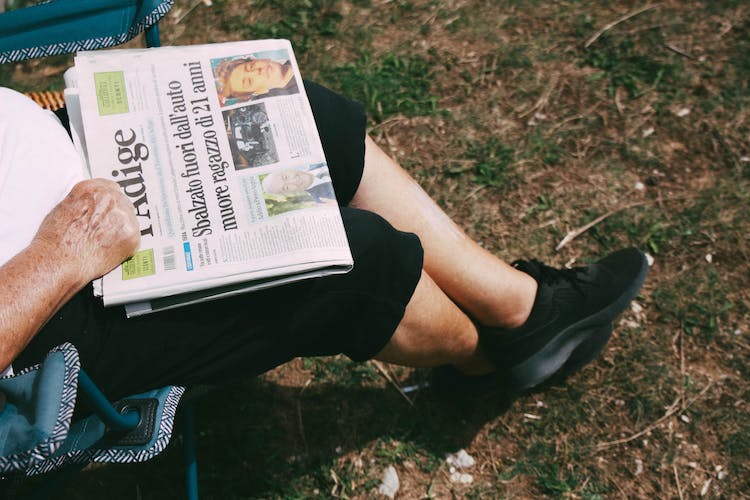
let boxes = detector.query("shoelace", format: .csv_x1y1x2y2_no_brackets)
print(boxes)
512,259,590,294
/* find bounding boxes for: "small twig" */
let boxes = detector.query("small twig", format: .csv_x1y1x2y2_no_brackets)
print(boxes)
596,380,715,450
556,194,692,251
330,468,344,497
370,360,414,406
717,20,734,38
597,396,680,450
555,200,651,251
673,463,685,500
550,113,586,132
296,400,309,454
679,328,686,411
614,86,625,115
466,184,487,200
585,4,661,48
518,74,559,118
663,42,696,60
369,115,408,132
625,112,655,139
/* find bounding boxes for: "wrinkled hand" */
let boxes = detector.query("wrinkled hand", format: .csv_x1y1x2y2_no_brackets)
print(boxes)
33,179,141,284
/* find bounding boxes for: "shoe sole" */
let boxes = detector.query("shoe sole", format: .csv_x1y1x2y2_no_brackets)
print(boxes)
505,251,649,391
560,322,613,375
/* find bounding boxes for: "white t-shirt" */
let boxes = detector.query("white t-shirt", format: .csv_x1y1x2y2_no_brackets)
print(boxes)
0,88,84,267
0,88,84,376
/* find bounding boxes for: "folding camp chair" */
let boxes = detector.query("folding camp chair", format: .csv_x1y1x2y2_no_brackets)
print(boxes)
0,344,192,499
0,1,201,498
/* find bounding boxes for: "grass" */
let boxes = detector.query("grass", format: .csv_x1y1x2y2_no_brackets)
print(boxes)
583,33,684,98
321,51,439,122
4,0,750,498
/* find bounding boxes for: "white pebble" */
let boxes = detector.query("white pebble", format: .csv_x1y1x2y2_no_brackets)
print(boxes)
676,108,691,117
445,449,476,469
450,472,474,484
378,465,400,499
680,414,691,423
635,181,645,191
642,127,655,138
705,253,713,263
645,253,655,266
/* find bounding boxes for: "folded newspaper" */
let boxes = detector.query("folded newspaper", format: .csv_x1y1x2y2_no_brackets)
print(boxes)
64,40,353,317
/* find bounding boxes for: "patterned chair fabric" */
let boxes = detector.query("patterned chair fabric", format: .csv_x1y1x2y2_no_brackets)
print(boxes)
0,0,174,64
0,344,185,476
0,344,79,474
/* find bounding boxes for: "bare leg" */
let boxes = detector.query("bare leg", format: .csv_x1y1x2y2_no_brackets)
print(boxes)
351,136,537,329
353,140,648,388
374,271,494,375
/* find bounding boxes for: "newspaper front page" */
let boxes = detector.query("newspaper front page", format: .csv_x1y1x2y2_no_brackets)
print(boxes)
66,40,353,316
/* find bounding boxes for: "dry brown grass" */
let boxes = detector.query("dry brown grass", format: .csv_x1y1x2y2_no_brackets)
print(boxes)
3,0,748,498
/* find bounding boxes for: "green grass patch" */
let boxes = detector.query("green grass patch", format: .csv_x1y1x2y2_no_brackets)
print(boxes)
320,51,439,122
221,0,343,55
302,356,381,386
375,438,431,466
583,33,683,98
445,138,516,187
652,267,734,344
584,206,670,254
514,441,609,497
524,127,565,166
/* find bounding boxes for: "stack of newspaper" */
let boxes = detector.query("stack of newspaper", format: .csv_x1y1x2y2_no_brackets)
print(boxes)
64,39,353,317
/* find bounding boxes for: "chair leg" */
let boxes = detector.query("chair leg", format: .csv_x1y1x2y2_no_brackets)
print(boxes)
182,401,199,500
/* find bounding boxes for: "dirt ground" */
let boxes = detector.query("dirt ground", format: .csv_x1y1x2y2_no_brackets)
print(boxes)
3,0,749,498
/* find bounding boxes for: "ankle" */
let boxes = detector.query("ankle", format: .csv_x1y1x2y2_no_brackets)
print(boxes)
483,274,538,329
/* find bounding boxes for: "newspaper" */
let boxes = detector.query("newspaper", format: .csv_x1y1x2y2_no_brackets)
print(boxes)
63,40,353,317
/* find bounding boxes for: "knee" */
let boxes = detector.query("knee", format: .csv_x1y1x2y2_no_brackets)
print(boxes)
340,207,423,266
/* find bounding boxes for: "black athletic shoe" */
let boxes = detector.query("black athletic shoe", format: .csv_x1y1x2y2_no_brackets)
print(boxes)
479,247,649,391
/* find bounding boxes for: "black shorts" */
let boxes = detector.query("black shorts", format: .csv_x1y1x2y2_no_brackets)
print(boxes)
14,82,424,400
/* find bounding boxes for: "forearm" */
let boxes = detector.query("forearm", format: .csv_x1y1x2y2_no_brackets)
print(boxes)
0,240,88,370
0,179,140,369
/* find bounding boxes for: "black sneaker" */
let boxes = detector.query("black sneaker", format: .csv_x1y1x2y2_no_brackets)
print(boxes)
479,247,649,391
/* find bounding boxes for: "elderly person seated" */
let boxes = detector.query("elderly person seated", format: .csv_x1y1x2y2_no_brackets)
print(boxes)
0,82,647,400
